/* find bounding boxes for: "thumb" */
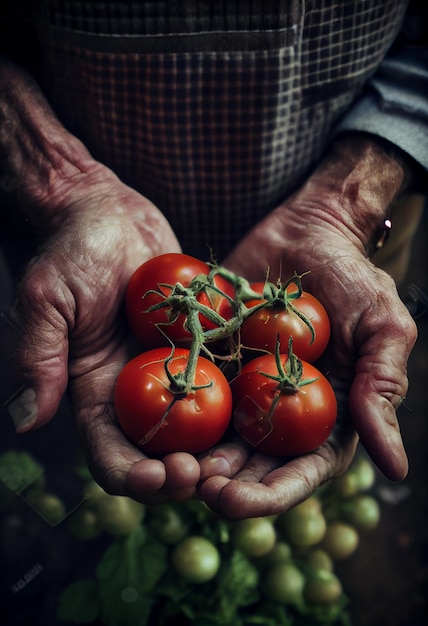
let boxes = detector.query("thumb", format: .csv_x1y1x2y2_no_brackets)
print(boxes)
3,260,70,432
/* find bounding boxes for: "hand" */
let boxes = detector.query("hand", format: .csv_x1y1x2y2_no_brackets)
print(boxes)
0,59,205,504
197,135,417,519
5,171,206,504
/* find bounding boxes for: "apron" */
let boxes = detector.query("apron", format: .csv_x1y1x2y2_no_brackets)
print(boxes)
33,0,408,260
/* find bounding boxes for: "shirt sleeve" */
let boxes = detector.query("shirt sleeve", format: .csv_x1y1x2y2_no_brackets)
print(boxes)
333,2,428,177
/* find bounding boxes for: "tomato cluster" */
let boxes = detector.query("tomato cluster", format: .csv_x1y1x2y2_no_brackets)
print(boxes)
115,253,337,457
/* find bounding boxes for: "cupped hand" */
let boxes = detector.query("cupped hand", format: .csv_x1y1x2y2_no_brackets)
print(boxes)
198,382,358,519
197,136,418,519
6,171,202,503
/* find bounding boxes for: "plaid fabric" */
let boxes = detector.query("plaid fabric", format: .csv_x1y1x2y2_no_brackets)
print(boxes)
33,0,408,260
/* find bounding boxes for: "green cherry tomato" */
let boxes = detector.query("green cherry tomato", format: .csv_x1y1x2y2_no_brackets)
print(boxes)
342,495,381,532
277,499,327,548
231,517,277,557
68,508,102,541
303,547,334,573
27,492,66,525
252,540,293,569
149,504,190,545
171,536,221,583
95,496,145,537
304,569,343,606
263,562,306,606
320,522,359,559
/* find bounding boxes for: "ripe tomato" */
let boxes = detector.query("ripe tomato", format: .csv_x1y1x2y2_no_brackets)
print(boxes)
240,282,330,362
231,353,337,457
125,253,235,349
114,347,232,455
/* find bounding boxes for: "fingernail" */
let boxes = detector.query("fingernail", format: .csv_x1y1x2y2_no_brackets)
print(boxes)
5,388,38,432
200,456,232,479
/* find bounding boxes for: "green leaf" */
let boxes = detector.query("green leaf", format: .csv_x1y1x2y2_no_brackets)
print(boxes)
57,579,99,624
216,549,260,607
96,526,168,626
0,451,44,493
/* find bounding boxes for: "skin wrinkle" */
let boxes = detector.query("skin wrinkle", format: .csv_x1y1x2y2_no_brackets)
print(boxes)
76,401,142,492
200,415,359,519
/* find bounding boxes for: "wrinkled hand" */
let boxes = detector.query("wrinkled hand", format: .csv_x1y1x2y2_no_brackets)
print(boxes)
198,136,417,519
0,59,206,504
5,171,206,503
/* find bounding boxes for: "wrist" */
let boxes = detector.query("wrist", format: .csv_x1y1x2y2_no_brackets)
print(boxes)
302,134,408,256
0,58,101,232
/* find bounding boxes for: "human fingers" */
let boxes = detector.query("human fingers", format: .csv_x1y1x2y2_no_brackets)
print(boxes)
349,292,417,480
198,439,253,479
4,256,71,432
198,440,355,520
70,355,201,504
198,386,358,519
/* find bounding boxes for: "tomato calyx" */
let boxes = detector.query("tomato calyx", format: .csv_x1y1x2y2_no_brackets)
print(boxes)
163,343,213,397
258,336,319,396
251,273,317,346
135,345,215,448
233,337,320,449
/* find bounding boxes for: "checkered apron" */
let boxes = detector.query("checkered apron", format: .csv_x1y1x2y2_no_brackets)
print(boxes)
35,0,408,260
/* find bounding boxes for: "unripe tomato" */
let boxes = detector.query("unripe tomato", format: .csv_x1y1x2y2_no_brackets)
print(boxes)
27,492,66,525
171,536,220,583
263,562,306,606
303,548,334,573
83,481,110,505
320,522,359,559
252,540,293,569
304,569,343,605
332,471,361,498
279,512,327,548
277,499,327,548
231,517,276,557
149,504,190,545
342,495,381,532
95,496,145,537
353,457,376,491
68,508,102,541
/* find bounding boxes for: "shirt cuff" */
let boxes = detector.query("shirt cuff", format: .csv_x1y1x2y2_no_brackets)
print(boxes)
334,90,428,171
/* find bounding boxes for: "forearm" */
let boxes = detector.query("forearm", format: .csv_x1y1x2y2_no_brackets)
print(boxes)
0,57,112,231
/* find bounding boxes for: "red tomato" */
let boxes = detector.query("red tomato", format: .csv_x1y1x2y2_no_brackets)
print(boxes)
231,354,337,457
240,282,330,362
114,348,232,455
125,253,235,349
